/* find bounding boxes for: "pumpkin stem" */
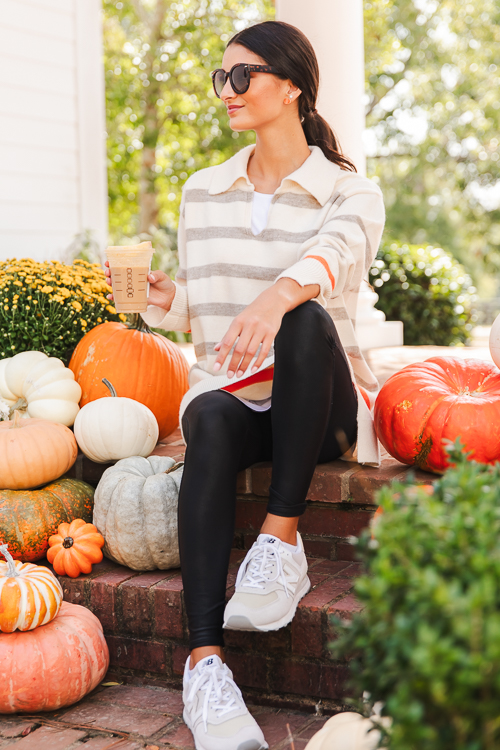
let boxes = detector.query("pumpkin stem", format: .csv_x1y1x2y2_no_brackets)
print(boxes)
9,410,24,429
9,400,27,419
0,544,20,577
165,461,184,474
102,378,118,398
129,313,152,334
63,537,74,549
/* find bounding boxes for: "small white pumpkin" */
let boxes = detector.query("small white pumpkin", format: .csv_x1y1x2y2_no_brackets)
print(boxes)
305,712,391,750
93,455,183,570
489,314,500,370
74,379,159,463
0,351,81,426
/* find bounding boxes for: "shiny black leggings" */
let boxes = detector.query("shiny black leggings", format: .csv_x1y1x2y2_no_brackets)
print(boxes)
178,301,358,649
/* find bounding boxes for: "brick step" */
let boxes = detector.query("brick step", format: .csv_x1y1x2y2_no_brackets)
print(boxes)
68,428,435,562
46,551,365,711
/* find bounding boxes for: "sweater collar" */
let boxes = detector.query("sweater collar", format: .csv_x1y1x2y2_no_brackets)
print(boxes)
208,144,341,207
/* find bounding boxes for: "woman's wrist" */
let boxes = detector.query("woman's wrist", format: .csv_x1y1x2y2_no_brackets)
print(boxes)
273,278,320,313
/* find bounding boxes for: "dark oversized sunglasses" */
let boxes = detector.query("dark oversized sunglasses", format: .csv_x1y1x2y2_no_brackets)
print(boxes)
211,63,280,98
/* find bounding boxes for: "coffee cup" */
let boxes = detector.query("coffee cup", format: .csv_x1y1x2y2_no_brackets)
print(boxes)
105,241,155,313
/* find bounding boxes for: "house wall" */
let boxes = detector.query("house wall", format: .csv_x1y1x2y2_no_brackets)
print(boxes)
0,0,108,263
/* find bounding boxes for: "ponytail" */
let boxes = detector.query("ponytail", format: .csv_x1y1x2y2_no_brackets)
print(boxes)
301,109,357,172
228,21,357,173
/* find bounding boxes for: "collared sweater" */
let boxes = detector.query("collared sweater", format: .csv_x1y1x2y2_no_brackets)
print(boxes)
142,144,385,465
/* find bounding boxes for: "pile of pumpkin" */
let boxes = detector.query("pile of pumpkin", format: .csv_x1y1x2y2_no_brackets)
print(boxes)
0,320,190,713
0,318,189,570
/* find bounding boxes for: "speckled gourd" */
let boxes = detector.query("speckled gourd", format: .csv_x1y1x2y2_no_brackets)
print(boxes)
93,455,183,570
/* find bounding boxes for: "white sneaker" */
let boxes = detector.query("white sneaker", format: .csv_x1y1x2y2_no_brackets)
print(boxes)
223,532,311,632
182,654,268,750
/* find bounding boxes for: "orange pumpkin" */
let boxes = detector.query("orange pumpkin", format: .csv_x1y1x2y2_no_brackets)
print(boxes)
0,601,109,713
47,519,104,577
0,411,77,490
69,316,189,440
0,544,63,632
374,357,500,473
0,477,94,561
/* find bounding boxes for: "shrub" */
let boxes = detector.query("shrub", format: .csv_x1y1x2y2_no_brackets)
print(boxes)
0,258,125,363
369,241,476,346
333,445,500,750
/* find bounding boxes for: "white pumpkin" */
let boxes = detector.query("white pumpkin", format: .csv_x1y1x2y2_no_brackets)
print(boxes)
93,455,183,570
74,379,159,463
489,314,500,369
305,712,391,750
0,351,81,426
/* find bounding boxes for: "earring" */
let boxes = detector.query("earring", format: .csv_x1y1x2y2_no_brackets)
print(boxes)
284,94,293,104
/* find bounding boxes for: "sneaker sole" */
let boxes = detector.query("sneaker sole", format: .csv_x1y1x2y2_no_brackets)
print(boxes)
223,575,311,632
183,708,268,750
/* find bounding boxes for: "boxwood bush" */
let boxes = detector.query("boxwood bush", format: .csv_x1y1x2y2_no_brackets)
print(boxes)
369,241,476,346
333,445,500,750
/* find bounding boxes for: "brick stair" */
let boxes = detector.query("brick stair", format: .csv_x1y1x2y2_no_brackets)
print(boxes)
60,428,434,710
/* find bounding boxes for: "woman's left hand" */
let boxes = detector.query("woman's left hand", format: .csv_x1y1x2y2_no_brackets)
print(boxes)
213,286,286,378
213,279,320,378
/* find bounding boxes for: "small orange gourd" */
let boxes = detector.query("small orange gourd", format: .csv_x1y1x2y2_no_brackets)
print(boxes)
47,519,104,578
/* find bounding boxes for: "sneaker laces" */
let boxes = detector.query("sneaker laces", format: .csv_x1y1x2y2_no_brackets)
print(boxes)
187,661,243,731
236,541,291,598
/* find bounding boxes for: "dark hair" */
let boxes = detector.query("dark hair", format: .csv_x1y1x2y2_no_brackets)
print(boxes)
227,21,356,172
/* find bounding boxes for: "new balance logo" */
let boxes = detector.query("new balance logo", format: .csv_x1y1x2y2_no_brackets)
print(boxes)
206,658,213,666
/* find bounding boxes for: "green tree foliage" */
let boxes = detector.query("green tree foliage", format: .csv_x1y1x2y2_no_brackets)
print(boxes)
364,0,500,294
103,0,273,244
369,240,476,345
334,444,500,749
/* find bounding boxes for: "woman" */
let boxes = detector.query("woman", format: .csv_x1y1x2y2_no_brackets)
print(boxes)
107,20,384,750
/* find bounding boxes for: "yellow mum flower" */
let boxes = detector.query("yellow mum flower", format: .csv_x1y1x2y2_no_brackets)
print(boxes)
13,280,22,287
41,286,53,294
106,305,117,314
119,314,127,322
97,317,102,322
59,288,71,298
71,300,82,312
80,319,88,327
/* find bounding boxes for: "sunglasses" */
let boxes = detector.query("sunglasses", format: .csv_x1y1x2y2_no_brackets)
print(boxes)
211,63,280,98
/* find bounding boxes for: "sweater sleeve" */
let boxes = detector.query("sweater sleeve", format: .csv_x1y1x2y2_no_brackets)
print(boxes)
140,190,191,332
275,181,385,307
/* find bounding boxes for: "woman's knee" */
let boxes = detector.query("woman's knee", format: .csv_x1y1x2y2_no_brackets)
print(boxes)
182,392,247,446
276,300,337,355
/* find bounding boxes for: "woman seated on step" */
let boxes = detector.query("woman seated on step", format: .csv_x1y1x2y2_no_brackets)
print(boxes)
106,20,384,750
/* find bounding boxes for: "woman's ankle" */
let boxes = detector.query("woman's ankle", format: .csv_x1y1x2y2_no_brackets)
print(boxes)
260,513,299,546
190,645,225,670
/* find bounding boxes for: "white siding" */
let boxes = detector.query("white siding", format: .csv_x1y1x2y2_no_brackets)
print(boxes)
0,0,107,263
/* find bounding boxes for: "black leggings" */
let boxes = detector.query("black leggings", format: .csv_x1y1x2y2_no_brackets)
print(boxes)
178,301,358,649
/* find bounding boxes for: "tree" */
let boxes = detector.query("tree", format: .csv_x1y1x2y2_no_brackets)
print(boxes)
363,0,500,295
103,0,273,247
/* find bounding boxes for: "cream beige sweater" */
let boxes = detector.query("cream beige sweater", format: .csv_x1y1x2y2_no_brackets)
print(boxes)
142,144,385,465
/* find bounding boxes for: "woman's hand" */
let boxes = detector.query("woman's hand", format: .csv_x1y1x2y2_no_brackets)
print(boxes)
105,262,176,312
213,279,320,378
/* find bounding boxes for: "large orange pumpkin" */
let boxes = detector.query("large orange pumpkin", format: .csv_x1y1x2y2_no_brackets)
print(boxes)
69,316,189,439
374,357,500,473
0,477,94,561
0,411,77,490
0,601,109,713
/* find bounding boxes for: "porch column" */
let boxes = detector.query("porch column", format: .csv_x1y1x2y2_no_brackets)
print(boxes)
276,0,403,349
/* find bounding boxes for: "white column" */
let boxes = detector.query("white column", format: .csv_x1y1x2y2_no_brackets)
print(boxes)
276,0,403,349
74,0,109,258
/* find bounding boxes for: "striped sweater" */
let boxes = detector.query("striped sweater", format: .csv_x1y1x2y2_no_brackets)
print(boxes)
142,144,385,465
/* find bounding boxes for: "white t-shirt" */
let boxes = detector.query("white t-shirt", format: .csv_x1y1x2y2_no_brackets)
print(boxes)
233,192,274,412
